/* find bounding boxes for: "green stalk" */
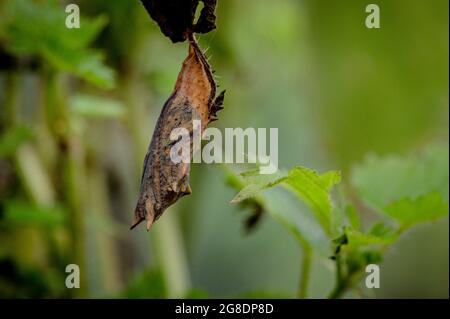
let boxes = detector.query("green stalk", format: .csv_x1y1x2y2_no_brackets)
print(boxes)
43,70,88,297
152,212,191,298
4,72,20,124
63,133,88,297
328,254,347,299
6,71,64,283
297,241,312,298
85,158,121,296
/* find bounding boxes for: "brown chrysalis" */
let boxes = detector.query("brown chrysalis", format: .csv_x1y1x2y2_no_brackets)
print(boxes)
131,34,225,230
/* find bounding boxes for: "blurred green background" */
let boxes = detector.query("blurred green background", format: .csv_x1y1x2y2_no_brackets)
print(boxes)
0,0,448,298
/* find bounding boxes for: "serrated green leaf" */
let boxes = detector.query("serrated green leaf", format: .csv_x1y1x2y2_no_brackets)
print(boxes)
351,144,449,210
384,192,449,228
230,166,341,236
344,228,396,248
282,167,341,235
228,166,340,253
69,94,125,119
351,144,449,230
227,170,331,255
230,169,286,204
231,167,341,235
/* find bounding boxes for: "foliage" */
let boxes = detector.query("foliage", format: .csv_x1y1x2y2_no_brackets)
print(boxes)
120,268,167,299
0,125,33,156
0,0,115,89
228,144,449,298
2,199,66,228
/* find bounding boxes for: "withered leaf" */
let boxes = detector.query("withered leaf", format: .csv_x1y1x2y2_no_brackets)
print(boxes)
131,34,225,230
140,0,218,43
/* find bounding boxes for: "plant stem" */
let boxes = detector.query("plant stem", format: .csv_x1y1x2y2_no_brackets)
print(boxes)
4,72,20,124
44,70,87,297
328,282,347,299
328,254,347,299
152,213,191,298
297,241,312,298
64,144,88,297
85,159,121,295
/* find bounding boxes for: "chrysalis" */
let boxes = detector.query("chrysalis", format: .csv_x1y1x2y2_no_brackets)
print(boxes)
131,34,225,230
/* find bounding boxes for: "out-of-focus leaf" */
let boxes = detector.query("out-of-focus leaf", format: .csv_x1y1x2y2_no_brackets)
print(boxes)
351,145,449,228
15,144,55,205
43,48,115,89
2,200,66,228
0,126,33,157
367,222,396,237
351,144,449,209
184,288,209,299
0,0,115,89
0,257,68,298
344,228,396,249
120,268,167,298
384,192,449,228
69,94,126,119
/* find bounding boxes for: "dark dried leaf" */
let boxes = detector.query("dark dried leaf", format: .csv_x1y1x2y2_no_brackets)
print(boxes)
140,0,218,43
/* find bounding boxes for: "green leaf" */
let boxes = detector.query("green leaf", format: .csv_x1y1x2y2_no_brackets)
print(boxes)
227,170,330,255
263,187,331,255
42,47,115,89
231,167,341,235
229,168,287,204
69,94,126,119
384,192,449,228
344,228,396,248
184,289,210,299
282,167,341,235
0,125,33,157
229,166,341,254
0,0,115,89
351,144,449,209
120,268,167,298
2,200,66,228
351,145,449,228
367,222,396,237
